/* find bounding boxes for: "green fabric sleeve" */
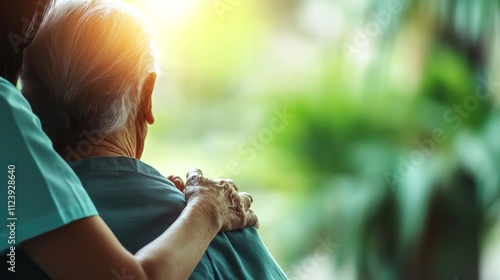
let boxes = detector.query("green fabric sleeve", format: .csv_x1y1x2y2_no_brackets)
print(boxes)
0,77,98,254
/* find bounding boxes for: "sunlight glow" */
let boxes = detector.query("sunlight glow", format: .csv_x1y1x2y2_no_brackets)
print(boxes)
130,0,200,28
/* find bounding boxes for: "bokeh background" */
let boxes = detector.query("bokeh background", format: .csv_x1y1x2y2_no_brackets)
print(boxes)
127,0,500,279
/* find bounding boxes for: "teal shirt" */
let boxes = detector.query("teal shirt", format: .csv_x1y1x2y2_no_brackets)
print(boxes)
0,77,98,255
73,156,288,280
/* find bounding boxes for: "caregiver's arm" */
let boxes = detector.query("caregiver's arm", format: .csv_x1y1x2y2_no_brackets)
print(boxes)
22,169,258,280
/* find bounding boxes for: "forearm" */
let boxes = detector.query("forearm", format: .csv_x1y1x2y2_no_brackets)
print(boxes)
135,201,220,280
21,171,256,280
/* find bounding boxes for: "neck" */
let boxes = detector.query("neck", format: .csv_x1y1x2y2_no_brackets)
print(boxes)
86,137,136,158
60,119,146,163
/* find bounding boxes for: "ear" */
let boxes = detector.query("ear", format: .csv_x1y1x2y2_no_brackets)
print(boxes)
140,72,156,125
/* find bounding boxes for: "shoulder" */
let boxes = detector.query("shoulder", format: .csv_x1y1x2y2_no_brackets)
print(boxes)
0,77,98,254
0,77,31,115
209,227,288,279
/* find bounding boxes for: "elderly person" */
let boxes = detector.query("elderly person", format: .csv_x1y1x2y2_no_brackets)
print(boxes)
20,0,287,279
1,0,258,279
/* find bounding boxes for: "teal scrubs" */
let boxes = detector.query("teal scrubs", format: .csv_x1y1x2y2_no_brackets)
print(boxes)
0,77,98,252
73,156,288,280
0,77,98,276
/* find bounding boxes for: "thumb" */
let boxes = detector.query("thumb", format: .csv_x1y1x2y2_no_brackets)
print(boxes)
186,168,203,185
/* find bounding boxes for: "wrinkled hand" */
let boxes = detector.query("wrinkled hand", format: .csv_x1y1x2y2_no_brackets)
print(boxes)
184,168,259,232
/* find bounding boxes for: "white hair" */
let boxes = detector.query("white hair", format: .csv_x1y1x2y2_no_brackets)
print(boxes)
21,0,158,148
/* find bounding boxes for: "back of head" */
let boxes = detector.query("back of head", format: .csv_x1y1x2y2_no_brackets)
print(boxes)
21,0,158,151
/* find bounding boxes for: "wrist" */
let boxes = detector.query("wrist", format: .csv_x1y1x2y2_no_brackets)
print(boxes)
186,198,222,232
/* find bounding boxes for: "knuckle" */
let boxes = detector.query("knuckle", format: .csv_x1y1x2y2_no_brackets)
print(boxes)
186,175,201,185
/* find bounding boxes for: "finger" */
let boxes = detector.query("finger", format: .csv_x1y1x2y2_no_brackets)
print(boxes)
171,176,183,184
167,175,176,186
239,192,253,210
186,168,203,179
186,168,203,185
175,178,185,193
215,179,238,191
224,179,238,191
170,176,185,193
168,175,182,182
245,210,259,228
167,175,178,187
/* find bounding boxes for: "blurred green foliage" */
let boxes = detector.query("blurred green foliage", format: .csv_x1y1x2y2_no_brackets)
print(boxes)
131,0,500,278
